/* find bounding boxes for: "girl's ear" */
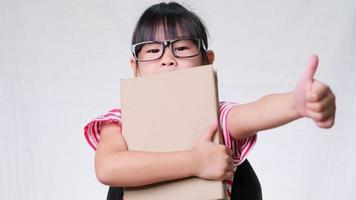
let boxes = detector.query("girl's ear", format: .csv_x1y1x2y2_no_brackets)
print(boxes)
130,57,140,77
206,50,215,64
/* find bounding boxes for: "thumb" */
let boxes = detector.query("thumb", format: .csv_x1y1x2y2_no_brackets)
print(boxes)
303,54,319,90
197,121,218,143
294,54,319,117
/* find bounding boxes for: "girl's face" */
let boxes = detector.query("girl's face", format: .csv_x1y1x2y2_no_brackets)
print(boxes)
130,30,214,77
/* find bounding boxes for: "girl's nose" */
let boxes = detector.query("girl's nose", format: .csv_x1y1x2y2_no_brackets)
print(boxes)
160,47,177,67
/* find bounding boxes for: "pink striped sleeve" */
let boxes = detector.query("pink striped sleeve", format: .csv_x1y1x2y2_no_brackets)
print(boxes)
84,109,122,150
219,102,257,166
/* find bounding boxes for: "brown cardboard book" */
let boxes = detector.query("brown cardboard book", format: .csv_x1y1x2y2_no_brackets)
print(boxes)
120,65,226,200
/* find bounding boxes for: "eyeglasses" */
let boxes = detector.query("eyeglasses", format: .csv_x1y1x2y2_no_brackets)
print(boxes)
131,38,206,62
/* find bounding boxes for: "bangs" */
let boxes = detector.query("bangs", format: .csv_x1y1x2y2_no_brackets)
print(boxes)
139,17,196,41
132,2,208,47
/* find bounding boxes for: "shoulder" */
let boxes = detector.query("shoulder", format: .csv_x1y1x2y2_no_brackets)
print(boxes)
83,108,122,150
219,101,238,120
219,101,238,110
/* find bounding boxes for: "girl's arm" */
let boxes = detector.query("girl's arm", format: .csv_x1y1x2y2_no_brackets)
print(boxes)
228,55,336,139
95,122,234,187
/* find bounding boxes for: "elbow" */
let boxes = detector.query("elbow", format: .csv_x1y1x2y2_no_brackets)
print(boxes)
95,161,139,187
95,162,115,186
95,162,129,187
95,154,125,186
95,169,110,186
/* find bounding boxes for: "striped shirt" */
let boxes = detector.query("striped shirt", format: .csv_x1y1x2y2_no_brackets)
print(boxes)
84,101,257,199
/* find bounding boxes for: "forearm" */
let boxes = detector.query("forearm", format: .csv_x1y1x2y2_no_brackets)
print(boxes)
228,92,301,139
95,123,231,187
95,149,196,187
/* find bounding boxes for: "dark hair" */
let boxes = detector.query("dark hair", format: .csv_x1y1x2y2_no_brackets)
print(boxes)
131,2,209,49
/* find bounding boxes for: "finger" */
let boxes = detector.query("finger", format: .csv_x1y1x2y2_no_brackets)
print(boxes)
305,91,318,102
298,55,318,91
226,164,234,172
224,171,234,180
307,81,332,102
225,147,233,156
226,155,233,164
308,105,335,122
316,115,335,129
306,92,335,112
306,54,319,81
198,121,218,142
307,104,335,122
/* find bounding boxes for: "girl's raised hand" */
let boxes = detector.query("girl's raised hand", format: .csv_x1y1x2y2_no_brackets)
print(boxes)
294,54,336,128
192,121,234,181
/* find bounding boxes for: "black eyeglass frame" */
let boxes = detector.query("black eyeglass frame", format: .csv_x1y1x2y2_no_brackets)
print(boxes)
131,38,207,62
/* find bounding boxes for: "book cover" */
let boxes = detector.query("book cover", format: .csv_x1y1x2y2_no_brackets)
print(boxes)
121,65,226,200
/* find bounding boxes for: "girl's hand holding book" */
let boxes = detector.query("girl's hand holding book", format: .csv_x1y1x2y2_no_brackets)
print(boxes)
192,121,234,181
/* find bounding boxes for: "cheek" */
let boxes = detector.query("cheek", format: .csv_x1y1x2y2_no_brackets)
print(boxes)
181,57,204,67
138,63,160,76
193,57,205,66
139,67,156,76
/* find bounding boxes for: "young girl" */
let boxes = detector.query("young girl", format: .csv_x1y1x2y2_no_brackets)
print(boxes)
84,2,336,199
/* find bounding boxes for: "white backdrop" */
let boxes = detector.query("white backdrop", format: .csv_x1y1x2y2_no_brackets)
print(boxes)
1,0,355,199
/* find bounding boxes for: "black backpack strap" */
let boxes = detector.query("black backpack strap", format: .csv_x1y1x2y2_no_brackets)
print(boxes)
230,159,262,200
106,187,124,200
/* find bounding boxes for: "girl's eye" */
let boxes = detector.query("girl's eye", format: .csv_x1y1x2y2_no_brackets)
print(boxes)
174,46,189,51
146,49,160,53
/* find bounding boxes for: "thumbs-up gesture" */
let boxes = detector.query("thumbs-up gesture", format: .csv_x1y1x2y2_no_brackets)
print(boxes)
192,121,234,181
294,55,336,128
